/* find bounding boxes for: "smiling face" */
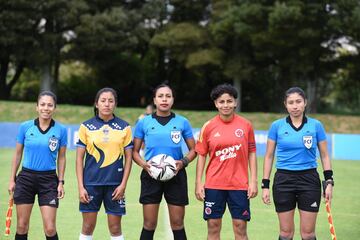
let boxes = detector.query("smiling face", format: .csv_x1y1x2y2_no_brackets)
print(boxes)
96,91,116,120
36,95,56,120
214,93,237,118
284,92,307,118
153,86,174,115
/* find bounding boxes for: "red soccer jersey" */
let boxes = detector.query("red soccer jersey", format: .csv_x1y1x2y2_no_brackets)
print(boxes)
195,114,256,190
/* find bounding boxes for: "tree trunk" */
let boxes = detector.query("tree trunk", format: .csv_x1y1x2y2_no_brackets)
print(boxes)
0,54,10,99
41,63,54,92
234,77,241,112
307,79,317,113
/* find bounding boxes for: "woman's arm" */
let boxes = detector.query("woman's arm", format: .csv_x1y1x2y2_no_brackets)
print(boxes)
132,137,150,173
177,138,197,170
8,143,24,194
247,151,258,199
57,146,66,199
262,139,276,204
318,140,333,202
75,147,89,203
195,154,206,201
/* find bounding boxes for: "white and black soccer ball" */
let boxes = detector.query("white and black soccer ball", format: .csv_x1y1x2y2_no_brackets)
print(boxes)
149,154,177,181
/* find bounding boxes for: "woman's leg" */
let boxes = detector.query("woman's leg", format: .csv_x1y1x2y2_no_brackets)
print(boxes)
232,219,248,240
277,210,295,239
16,204,33,235
39,205,58,239
81,212,98,235
140,204,159,240
207,218,222,240
299,210,318,240
107,214,122,236
168,204,186,240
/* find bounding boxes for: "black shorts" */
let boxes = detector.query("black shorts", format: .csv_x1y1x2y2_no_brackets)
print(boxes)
139,168,188,206
14,167,59,208
273,168,321,213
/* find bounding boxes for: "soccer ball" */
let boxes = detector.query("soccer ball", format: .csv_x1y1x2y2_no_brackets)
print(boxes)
149,154,177,181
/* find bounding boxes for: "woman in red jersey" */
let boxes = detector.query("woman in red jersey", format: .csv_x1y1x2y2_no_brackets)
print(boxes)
195,83,258,240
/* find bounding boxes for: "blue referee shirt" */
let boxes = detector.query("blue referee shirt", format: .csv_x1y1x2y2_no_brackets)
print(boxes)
134,113,194,161
268,116,327,170
17,119,67,171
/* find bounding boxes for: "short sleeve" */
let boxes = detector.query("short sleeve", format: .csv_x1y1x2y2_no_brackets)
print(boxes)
124,125,134,149
77,124,87,147
195,122,209,156
59,126,67,147
182,119,194,139
247,123,256,153
134,118,145,140
315,120,327,142
267,121,278,142
16,122,28,145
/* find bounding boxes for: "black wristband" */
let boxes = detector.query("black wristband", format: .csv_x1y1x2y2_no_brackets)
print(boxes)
180,156,189,168
261,179,270,189
58,180,65,185
323,170,333,181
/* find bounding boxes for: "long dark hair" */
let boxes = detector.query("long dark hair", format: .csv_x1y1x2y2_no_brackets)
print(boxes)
284,87,306,102
37,91,57,107
153,83,175,98
93,87,118,116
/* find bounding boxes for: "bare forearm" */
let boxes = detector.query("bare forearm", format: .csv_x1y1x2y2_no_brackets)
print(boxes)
248,152,258,182
196,155,206,184
120,149,133,186
57,147,66,180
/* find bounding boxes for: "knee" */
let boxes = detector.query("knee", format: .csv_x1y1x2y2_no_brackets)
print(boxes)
279,229,294,239
233,221,247,236
16,221,29,234
170,217,184,230
82,222,96,235
143,219,157,230
208,220,221,233
43,224,56,237
108,222,121,236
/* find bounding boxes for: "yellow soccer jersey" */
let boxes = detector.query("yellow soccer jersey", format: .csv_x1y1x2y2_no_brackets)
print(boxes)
77,115,133,185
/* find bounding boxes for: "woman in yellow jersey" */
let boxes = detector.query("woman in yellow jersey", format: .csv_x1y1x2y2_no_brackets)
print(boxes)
76,87,133,240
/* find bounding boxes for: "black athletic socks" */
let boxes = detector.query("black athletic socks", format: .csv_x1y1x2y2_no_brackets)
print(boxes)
173,228,187,240
140,228,155,240
46,233,59,240
15,233,28,240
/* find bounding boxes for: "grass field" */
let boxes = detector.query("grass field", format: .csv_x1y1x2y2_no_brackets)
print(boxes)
1,100,360,133
1,149,359,240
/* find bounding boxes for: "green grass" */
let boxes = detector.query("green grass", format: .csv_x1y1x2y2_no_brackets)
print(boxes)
1,100,360,133
1,149,359,240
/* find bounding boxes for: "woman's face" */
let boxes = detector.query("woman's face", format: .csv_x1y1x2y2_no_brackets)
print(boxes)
36,95,56,120
153,87,174,113
96,91,116,118
284,92,306,118
214,93,236,117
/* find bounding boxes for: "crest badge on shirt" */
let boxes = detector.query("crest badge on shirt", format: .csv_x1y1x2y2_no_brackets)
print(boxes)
171,130,181,144
234,129,244,138
303,135,313,149
48,137,59,152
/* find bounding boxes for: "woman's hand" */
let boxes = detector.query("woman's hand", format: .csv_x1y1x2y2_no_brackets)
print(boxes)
195,182,205,201
112,184,125,201
57,183,65,199
79,187,90,203
262,188,271,205
8,180,15,195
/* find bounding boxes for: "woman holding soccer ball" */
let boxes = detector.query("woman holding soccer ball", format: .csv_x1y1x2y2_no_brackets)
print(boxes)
76,87,133,240
8,91,67,240
262,87,333,240
133,83,196,240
